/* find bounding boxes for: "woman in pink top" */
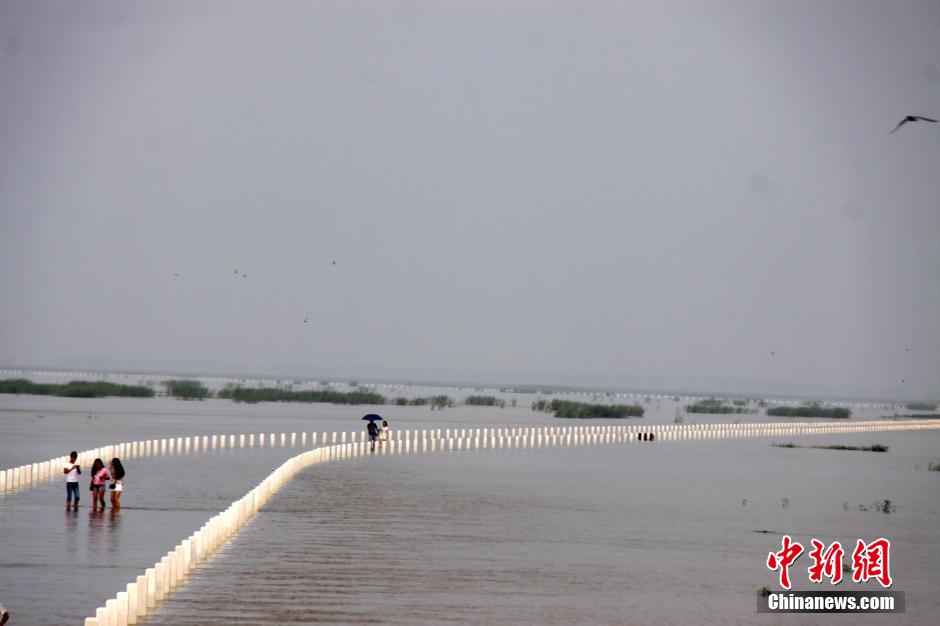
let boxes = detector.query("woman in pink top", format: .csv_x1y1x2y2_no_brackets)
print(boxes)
89,458,110,511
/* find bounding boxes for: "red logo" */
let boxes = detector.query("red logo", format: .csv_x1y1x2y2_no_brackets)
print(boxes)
767,536,892,588
767,535,804,589
851,538,892,588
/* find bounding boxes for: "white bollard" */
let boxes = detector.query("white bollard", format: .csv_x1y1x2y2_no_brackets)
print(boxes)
136,574,148,617
127,583,138,624
106,599,118,626
116,591,128,626
146,568,156,609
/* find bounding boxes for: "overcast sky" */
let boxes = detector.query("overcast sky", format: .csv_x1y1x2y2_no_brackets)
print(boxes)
1,0,938,399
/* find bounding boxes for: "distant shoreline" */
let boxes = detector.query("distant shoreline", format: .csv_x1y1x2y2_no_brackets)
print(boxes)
0,365,930,405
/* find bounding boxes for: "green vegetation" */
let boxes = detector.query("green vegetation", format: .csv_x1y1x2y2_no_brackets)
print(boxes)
905,402,937,411
686,398,752,414
218,386,385,405
532,399,644,419
465,395,500,406
393,397,432,406
766,404,850,418
430,395,454,410
163,379,209,400
815,444,888,452
732,399,747,407
0,378,154,398
772,443,888,452
928,460,940,472
758,586,771,598
465,395,506,408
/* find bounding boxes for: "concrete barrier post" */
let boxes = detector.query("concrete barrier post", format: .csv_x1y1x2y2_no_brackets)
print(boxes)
136,574,148,617
106,598,118,626
127,583,138,624
96,606,109,626
155,560,166,600
117,591,129,626
145,568,156,608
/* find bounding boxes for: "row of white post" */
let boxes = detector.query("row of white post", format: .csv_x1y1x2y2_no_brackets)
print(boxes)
3,419,940,496
82,444,350,626
79,418,940,625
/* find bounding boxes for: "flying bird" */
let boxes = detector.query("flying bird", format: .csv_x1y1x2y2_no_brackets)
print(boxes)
332,260,336,266
889,115,937,134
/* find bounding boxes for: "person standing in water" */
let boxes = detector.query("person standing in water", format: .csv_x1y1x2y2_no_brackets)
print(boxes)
379,420,390,448
90,458,109,511
63,451,81,511
109,458,125,511
367,420,379,452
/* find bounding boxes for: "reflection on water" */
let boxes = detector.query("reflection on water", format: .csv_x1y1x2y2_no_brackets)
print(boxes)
2,396,937,624
0,446,301,626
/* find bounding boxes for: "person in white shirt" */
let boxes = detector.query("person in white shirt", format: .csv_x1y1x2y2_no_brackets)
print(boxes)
63,451,81,511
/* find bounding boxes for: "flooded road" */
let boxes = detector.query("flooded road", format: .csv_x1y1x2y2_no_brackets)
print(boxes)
153,432,939,625
2,395,937,624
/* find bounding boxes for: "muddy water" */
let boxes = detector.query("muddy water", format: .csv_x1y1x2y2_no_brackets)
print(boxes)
152,432,939,625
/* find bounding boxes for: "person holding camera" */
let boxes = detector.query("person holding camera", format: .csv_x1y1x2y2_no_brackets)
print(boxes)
63,451,81,511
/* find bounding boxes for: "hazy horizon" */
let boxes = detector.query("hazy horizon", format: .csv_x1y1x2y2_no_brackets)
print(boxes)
2,1,939,401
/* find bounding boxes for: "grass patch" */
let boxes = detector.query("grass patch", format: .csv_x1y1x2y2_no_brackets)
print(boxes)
0,378,154,398
814,444,888,452
686,398,753,414
772,443,888,452
532,399,644,418
766,403,850,418
218,386,385,405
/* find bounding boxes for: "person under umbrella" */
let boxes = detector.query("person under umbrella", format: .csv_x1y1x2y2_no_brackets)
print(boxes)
363,415,381,451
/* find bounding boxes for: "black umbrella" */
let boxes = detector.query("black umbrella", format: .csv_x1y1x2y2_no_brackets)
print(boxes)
362,414,382,421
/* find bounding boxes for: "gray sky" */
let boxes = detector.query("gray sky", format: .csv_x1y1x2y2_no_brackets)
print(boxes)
1,0,938,399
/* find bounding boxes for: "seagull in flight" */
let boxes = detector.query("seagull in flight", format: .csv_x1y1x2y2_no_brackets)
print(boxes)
890,115,937,134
